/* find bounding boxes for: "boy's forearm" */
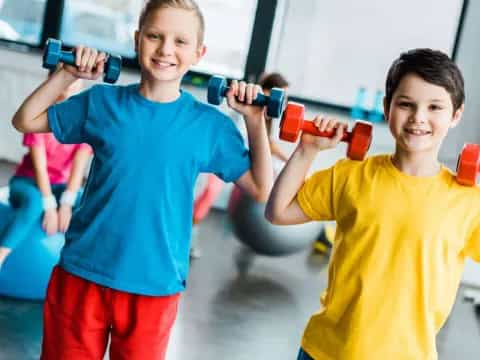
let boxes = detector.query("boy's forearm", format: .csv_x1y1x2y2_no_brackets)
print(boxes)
12,70,77,132
266,144,317,218
244,114,273,201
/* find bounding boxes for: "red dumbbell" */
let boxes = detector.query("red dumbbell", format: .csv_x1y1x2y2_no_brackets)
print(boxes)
456,143,480,186
279,102,373,160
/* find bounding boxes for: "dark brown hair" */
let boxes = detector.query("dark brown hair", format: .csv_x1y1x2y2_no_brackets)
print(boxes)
385,48,464,112
258,72,289,91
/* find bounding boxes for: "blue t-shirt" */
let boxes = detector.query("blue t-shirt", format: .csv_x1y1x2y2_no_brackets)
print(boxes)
48,84,250,296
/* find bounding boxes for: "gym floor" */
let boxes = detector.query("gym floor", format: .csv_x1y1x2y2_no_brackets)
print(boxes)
0,160,479,360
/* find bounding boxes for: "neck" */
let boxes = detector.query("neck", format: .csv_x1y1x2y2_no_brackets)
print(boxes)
139,76,181,103
391,146,441,177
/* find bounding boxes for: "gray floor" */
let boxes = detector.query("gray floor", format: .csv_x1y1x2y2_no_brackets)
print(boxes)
0,160,479,360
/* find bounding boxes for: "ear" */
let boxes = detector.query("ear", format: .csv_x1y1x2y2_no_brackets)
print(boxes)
193,45,207,65
383,97,389,122
134,30,139,54
450,103,465,128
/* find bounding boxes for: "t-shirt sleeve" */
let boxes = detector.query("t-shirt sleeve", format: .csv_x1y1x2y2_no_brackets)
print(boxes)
465,222,480,262
48,88,91,144
206,117,251,183
23,133,45,147
296,166,335,221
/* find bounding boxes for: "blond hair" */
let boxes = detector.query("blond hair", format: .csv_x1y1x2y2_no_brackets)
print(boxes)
138,0,205,45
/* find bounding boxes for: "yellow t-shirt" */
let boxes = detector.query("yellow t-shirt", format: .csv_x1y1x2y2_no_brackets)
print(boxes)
297,154,480,360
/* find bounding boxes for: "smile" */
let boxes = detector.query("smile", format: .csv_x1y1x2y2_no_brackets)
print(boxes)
151,59,176,68
404,128,431,136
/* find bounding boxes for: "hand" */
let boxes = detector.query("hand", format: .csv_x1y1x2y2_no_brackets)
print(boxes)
300,116,347,153
226,80,265,119
62,45,107,81
0,247,12,269
58,204,73,233
42,208,59,236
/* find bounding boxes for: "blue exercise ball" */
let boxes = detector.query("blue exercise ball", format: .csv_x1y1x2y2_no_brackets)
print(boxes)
0,190,64,300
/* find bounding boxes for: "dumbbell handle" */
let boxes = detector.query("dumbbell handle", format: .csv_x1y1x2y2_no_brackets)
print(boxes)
219,85,269,106
301,120,352,142
58,51,75,66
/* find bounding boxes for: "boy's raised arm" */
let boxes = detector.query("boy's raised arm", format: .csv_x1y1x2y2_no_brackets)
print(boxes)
12,70,78,133
12,47,106,134
228,80,273,202
264,144,316,225
265,116,346,225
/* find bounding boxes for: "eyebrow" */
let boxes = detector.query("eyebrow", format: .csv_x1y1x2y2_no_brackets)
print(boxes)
396,95,447,102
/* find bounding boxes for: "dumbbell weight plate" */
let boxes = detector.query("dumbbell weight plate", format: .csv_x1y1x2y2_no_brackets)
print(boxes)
207,76,227,105
42,39,62,69
456,143,480,186
267,88,286,118
104,55,122,84
347,122,373,161
279,102,305,142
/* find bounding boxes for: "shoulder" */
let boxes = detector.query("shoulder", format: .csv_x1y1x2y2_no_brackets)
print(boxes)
333,153,388,173
183,90,235,127
87,83,128,97
440,166,480,196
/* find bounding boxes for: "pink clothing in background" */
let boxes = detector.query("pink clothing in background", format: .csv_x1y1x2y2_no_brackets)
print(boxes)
15,133,92,184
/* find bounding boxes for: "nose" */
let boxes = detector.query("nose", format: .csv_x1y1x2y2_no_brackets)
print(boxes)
157,38,175,56
409,107,427,124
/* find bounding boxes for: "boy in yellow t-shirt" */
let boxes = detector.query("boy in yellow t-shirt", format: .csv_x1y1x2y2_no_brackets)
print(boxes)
266,48,480,359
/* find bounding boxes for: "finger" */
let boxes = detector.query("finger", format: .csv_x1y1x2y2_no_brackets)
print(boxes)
75,46,85,68
318,116,329,132
228,80,238,97
325,118,337,133
86,48,98,73
237,81,247,103
93,60,105,78
253,85,262,101
79,47,91,72
333,123,346,142
245,83,255,104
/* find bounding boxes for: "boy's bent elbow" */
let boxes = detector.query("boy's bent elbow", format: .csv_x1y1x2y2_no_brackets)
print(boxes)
264,204,279,224
11,114,26,133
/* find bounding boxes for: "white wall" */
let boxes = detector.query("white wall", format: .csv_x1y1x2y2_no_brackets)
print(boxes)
440,0,480,168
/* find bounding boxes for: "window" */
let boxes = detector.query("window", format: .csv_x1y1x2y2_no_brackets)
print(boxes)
0,0,47,45
194,0,258,78
59,0,140,58
266,0,466,109
59,0,258,79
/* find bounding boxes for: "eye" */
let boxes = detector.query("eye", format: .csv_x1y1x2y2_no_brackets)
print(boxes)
397,101,411,108
147,33,160,40
430,104,443,111
176,38,187,45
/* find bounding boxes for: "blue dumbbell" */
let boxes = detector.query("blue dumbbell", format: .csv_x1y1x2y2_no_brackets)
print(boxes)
42,38,122,84
207,75,286,118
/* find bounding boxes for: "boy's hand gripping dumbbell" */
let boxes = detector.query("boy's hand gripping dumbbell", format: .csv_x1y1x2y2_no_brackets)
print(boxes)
207,75,285,118
43,38,122,84
279,102,373,161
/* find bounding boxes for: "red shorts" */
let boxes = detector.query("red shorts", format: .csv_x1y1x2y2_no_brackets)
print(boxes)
41,266,180,360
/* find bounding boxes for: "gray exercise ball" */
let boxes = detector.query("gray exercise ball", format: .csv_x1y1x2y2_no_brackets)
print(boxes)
227,187,324,256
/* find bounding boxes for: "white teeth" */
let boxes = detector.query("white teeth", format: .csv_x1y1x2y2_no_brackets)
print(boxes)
406,129,429,135
152,60,175,67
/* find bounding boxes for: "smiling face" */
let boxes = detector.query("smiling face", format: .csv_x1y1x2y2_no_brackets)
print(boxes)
134,6,206,86
384,73,464,155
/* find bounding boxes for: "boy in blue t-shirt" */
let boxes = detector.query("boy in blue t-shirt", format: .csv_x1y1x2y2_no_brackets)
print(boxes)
12,0,273,358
